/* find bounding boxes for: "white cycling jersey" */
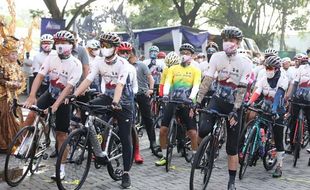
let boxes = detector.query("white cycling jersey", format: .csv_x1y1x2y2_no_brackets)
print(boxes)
294,64,310,85
39,52,82,99
255,72,289,98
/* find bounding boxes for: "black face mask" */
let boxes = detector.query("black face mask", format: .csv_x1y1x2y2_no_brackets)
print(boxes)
207,54,213,62
267,69,281,88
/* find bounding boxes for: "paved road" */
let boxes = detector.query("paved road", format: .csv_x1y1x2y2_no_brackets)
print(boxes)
0,95,309,189
0,130,309,190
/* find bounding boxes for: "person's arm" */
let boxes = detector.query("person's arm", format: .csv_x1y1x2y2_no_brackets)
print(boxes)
79,46,90,79
271,87,285,113
74,60,97,97
163,67,173,96
82,64,90,79
189,69,202,101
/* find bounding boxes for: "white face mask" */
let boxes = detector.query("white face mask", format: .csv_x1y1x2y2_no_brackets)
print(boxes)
92,49,100,56
181,55,192,67
266,70,275,79
55,44,73,57
41,44,53,52
101,47,115,57
223,41,237,56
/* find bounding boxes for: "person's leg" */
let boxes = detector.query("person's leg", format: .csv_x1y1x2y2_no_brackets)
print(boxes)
155,103,174,166
116,104,133,188
272,118,285,178
288,103,300,153
178,107,197,153
136,94,156,147
132,124,143,164
304,105,310,153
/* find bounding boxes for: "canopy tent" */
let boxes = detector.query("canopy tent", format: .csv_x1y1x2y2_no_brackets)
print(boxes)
116,25,209,58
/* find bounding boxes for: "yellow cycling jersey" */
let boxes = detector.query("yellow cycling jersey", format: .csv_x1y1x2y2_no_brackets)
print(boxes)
165,64,201,99
160,67,169,85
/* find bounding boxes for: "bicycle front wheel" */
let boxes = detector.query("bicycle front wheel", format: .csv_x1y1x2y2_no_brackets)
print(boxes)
293,112,303,167
239,126,257,180
56,128,92,190
166,119,177,172
107,132,123,181
189,135,213,190
4,126,36,187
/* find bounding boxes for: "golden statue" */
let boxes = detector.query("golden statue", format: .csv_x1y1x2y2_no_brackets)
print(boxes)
0,23,26,151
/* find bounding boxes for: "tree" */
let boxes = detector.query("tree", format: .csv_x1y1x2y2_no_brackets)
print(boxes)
42,0,97,30
129,0,208,27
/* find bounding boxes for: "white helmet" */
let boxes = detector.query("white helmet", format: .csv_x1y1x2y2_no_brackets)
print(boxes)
165,51,181,67
264,48,278,56
40,34,54,43
86,39,100,49
281,57,291,63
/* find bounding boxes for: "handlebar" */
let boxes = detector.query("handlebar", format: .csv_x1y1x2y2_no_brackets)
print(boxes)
70,100,112,114
288,99,310,107
246,106,272,116
11,98,45,117
196,108,229,118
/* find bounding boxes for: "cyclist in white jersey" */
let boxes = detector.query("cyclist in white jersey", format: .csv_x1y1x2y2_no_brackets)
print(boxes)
197,26,252,190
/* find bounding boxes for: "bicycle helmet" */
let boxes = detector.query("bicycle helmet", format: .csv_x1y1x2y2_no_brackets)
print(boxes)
264,55,281,69
157,51,166,59
299,54,309,64
221,26,243,41
165,51,181,67
118,41,133,51
281,57,291,63
40,34,54,43
294,53,306,60
53,30,75,43
149,45,159,52
99,32,121,47
264,48,278,57
86,39,100,49
179,43,195,54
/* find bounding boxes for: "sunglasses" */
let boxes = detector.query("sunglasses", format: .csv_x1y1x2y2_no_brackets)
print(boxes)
265,66,274,71
118,50,131,55
100,42,113,48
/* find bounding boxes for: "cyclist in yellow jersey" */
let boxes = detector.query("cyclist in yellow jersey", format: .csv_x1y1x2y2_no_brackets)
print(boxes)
155,53,201,166
159,52,181,97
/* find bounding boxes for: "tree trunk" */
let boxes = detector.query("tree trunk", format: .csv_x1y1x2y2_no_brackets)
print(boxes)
279,8,287,51
43,0,61,19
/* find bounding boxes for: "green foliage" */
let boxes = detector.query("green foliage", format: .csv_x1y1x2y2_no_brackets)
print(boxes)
29,9,44,18
66,3,93,18
290,14,309,31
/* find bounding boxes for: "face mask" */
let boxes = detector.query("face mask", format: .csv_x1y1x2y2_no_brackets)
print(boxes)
55,44,73,58
92,49,100,57
181,55,192,67
150,51,157,59
223,42,237,56
41,44,53,52
197,58,203,63
266,70,275,79
101,47,115,57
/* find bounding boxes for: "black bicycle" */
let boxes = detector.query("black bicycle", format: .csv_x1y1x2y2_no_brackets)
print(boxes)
189,108,228,190
55,100,128,190
5,99,54,187
165,99,193,172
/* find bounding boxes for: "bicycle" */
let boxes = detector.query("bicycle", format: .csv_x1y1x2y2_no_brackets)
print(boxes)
289,100,310,167
165,99,193,172
189,108,227,190
55,100,129,190
238,106,282,180
4,99,54,187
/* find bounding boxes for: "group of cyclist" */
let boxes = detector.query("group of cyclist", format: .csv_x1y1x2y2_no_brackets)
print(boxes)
19,25,309,190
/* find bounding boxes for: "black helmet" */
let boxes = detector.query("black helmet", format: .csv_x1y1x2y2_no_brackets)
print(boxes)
179,43,195,54
221,26,243,41
264,55,281,69
99,32,121,47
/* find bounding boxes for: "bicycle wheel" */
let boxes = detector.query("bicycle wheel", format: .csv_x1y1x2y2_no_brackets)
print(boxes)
284,115,291,145
4,126,36,187
301,124,309,148
189,135,213,190
183,136,192,163
262,141,277,171
239,126,257,180
56,128,92,190
166,119,177,172
293,112,302,167
107,132,123,181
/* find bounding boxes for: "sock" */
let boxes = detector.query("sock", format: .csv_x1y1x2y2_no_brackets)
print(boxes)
228,170,236,184
162,149,167,158
276,151,285,168
60,164,65,174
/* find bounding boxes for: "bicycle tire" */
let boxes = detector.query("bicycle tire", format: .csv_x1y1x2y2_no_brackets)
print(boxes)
238,119,255,164
56,128,92,190
262,140,277,171
107,132,124,181
189,135,213,190
293,111,303,167
4,126,36,187
239,126,257,180
166,119,177,172
301,124,309,148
